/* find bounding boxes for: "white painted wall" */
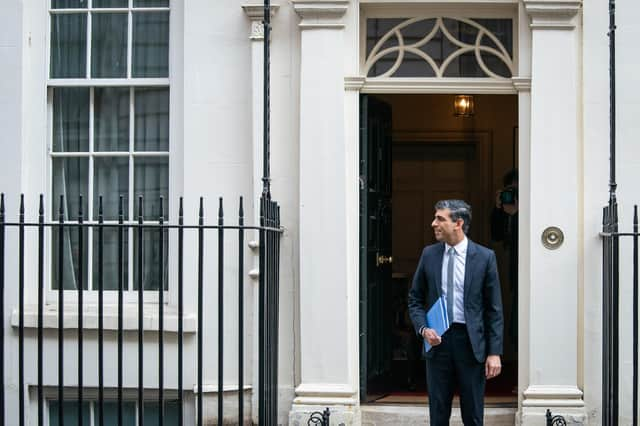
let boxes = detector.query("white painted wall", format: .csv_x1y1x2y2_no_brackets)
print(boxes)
0,0,300,424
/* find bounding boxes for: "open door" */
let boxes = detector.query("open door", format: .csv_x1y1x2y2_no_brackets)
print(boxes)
359,95,393,401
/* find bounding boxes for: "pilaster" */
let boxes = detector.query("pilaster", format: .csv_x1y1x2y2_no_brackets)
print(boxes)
523,0,582,30
519,1,585,424
289,1,359,424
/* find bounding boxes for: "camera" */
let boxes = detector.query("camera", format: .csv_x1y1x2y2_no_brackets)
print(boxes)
500,187,517,204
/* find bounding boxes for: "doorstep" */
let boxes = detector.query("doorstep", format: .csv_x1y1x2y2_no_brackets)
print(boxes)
360,404,517,425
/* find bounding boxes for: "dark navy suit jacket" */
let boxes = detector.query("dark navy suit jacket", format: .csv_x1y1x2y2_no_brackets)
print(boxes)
408,240,504,363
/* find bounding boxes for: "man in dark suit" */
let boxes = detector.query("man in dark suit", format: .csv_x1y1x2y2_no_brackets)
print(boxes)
408,199,503,425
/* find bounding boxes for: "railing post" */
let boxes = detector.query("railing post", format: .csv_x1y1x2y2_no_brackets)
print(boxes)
178,197,184,426
57,195,65,426
634,205,638,426
197,197,204,426
37,195,44,426
97,196,105,426
18,195,24,426
238,197,245,425
0,194,4,426
258,196,266,424
137,196,144,426
77,195,84,426
117,195,124,426
218,197,224,425
158,196,165,426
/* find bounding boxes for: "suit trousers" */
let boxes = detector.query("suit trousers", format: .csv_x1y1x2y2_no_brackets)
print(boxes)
426,323,486,426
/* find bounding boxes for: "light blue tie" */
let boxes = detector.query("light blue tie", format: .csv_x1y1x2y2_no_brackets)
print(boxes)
447,247,455,324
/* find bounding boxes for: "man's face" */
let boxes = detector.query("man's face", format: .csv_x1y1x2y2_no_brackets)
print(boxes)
431,208,462,243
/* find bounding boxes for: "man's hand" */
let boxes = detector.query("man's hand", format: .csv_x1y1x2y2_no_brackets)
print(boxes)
422,328,442,347
485,355,502,379
502,199,518,216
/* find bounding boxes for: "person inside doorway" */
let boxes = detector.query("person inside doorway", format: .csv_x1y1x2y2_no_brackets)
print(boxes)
491,169,518,351
408,200,504,425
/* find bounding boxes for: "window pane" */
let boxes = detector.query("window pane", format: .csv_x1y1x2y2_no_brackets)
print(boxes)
94,157,129,220
52,157,89,220
94,87,129,152
48,401,91,426
52,0,88,8
134,88,169,151
51,157,89,290
98,401,136,426
134,157,168,220
143,401,179,424
134,0,169,7
93,0,128,7
53,87,90,152
132,12,169,78
133,228,168,290
93,228,128,291
52,226,89,290
50,14,87,78
91,13,128,78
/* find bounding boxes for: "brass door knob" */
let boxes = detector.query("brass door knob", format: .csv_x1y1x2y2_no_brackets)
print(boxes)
376,255,393,267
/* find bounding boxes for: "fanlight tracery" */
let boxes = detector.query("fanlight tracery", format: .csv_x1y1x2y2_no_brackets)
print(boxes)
364,17,515,79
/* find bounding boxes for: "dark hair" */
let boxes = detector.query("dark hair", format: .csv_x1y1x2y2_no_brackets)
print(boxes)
503,169,518,187
434,199,472,234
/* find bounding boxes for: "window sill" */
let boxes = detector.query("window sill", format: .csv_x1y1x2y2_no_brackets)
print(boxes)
11,304,197,333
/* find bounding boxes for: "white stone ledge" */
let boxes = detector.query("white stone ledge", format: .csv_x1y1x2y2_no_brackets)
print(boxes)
11,304,197,333
193,384,253,394
522,385,584,407
293,383,357,405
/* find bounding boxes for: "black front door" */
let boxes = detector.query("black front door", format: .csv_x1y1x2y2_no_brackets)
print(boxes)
359,95,393,401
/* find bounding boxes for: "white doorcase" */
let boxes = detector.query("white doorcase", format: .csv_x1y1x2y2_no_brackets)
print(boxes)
292,0,586,425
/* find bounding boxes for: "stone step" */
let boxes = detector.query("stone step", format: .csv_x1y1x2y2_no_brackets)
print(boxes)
361,404,516,425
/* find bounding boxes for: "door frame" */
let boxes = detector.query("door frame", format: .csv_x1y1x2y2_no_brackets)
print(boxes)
345,0,532,409
352,91,529,404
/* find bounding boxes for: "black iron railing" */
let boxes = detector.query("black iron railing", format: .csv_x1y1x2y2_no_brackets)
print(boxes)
0,193,282,426
601,203,638,426
545,409,567,426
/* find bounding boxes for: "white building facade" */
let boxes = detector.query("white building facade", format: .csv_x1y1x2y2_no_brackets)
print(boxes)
1,0,639,424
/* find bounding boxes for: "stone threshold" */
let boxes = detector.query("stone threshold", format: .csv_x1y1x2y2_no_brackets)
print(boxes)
361,404,516,426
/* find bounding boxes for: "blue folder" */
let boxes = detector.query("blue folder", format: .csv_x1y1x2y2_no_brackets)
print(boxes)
423,296,450,352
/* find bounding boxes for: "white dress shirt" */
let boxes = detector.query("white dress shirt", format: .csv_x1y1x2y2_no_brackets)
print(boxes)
442,237,468,324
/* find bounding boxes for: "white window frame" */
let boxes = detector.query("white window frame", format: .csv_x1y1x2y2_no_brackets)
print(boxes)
46,0,173,304
43,390,181,425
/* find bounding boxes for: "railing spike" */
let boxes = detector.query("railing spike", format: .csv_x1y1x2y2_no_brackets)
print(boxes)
39,194,44,216
99,195,103,218
218,197,223,218
138,196,143,221
159,196,164,221
118,195,123,218
179,196,184,219
239,196,244,218
199,197,204,219
78,194,83,220
20,194,24,216
634,205,638,226
0,193,4,219
59,195,65,219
